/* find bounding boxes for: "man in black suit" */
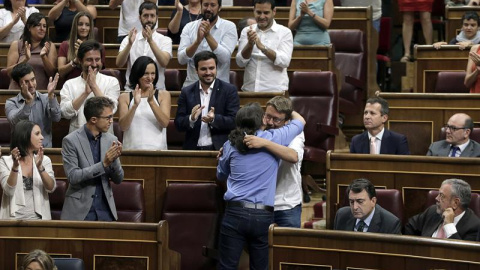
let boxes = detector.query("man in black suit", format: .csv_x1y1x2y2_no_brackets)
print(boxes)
405,179,480,241
334,178,402,234
350,97,410,155
174,51,240,150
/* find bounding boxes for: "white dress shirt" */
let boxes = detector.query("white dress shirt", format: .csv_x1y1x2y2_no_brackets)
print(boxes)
0,7,39,43
120,31,173,90
189,81,214,147
236,20,293,92
368,128,385,154
449,140,470,157
433,210,466,238
178,17,237,87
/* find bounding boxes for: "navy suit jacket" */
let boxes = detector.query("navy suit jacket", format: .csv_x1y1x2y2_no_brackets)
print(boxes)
350,129,410,155
333,204,402,234
174,79,240,150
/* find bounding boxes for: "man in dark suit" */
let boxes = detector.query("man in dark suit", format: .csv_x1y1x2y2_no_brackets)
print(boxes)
334,178,402,234
427,113,480,157
405,179,480,241
175,51,240,150
61,97,124,221
350,97,410,155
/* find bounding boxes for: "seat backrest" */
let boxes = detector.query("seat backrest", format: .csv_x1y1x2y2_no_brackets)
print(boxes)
229,70,242,90
54,258,85,270
112,121,123,143
167,119,184,150
0,118,11,147
165,69,182,91
439,127,480,143
289,71,338,154
0,69,9,89
49,179,68,220
426,190,480,217
435,72,469,93
156,28,168,36
161,182,223,270
378,17,392,54
100,69,124,90
111,181,145,222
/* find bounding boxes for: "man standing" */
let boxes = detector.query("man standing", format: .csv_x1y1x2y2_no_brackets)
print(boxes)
60,40,120,134
174,51,239,150
61,96,124,221
116,2,172,90
350,97,410,154
6,63,61,148
427,113,480,157
109,0,157,43
405,179,480,241
236,0,293,92
243,96,305,227
333,178,401,234
178,0,237,87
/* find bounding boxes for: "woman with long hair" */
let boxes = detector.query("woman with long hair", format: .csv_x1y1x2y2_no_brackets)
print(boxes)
0,120,56,220
0,0,39,43
7,13,57,90
118,56,171,150
48,0,97,42
57,12,105,80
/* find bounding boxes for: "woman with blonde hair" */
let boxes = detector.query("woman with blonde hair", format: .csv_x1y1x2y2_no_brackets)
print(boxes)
19,249,57,270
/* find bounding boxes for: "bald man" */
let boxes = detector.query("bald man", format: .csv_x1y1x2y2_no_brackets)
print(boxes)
427,113,480,157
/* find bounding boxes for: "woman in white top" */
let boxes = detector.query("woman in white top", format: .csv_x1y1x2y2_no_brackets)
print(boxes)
118,56,171,150
0,120,56,220
0,0,39,43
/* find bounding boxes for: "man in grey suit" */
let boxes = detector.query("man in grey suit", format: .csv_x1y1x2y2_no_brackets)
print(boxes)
334,178,401,234
61,97,124,221
427,113,480,157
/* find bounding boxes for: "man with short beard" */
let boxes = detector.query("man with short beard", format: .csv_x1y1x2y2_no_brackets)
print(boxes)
178,0,237,87
116,2,172,91
60,40,120,134
405,179,480,241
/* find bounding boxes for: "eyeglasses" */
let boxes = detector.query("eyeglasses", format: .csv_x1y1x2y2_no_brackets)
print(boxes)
443,124,467,132
97,115,114,121
263,114,285,124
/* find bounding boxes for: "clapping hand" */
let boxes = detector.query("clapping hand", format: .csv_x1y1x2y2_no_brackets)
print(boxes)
190,104,205,121
201,107,215,123
47,73,59,97
40,41,51,58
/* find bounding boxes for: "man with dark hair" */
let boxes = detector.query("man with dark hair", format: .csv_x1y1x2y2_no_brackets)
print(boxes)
427,113,480,157
350,96,410,154
178,0,237,87
6,63,61,147
175,50,239,150
61,96,124,221
60,40,120,134
434,11,480,49
333,178,401,234
109,0,157,43
236,0,293,92
116,2,172,90
405,179,480,240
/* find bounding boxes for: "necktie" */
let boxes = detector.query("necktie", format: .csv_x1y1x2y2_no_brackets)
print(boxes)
450,146,459,157
435,222,446,238
356,220,366,232
370,137,376,154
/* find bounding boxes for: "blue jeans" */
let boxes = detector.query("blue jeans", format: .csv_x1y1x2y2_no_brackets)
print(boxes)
218,205,273,270
274,204,302,228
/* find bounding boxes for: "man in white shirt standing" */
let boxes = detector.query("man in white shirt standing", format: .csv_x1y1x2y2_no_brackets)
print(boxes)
178,0,237,87
236,0,293,92
109,0,157,43
116,2,172,90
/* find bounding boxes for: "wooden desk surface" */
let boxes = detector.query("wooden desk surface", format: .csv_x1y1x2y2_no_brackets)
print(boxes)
0,219,180,270
269,225,480,270
326,152,480,229
414,45,469,93
378,92,480,155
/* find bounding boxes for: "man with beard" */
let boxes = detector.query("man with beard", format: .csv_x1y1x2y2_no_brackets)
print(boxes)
427,113,480,157
60,40,120,134
236,0,293,92
175,51,239,150
178,0,237,87
405,179,480,241
350,96,410,155
116,2,172,91
243,96,305,227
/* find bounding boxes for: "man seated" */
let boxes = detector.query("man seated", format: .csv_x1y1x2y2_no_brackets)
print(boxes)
333,178,401,234
350,97,410,154
427,113,480,157
433,11,480,50
405,179,480,241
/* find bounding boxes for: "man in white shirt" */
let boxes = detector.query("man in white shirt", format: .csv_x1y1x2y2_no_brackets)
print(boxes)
177,0,237,87
60,40,120,133
109,0,157,43
116,2,172,90
236,0,293,92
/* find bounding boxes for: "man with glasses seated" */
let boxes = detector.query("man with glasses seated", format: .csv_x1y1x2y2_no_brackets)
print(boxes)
427,113,480,157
